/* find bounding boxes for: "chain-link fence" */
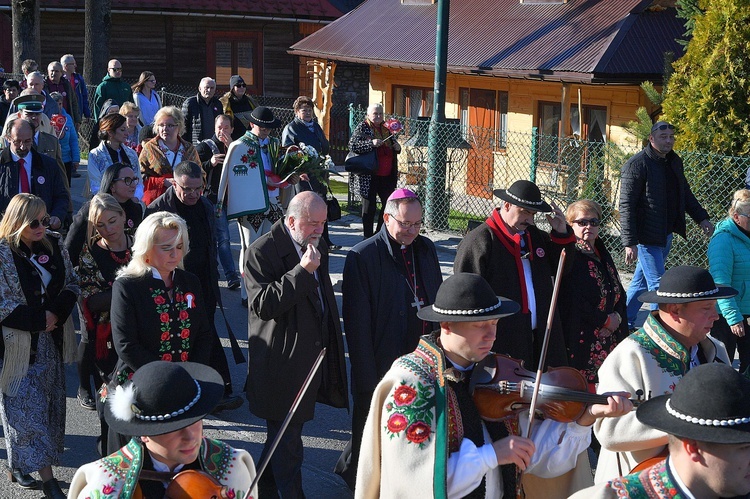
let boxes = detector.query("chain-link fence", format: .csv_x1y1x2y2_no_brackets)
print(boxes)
345,106,750,272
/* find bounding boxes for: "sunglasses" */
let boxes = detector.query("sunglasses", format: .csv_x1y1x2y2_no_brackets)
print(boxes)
235,83,247,88
109,67,123,72
572,218,601,227
29,215,51,229
114,176,140,186
651,123,675,132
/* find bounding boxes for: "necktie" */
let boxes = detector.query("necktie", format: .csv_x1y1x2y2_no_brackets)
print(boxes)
18,158,30,193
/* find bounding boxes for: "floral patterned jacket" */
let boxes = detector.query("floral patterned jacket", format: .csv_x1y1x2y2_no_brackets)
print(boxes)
68,437,257,499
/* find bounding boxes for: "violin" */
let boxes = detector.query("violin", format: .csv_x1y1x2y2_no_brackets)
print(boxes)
472,354,643,423
164,470,230,499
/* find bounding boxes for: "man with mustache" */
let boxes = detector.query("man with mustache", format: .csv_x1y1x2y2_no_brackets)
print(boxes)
244,191,348,498
454,180,575,369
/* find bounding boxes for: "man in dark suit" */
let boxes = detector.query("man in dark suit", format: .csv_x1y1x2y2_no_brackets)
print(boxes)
0,118,68,228
245,191,349,499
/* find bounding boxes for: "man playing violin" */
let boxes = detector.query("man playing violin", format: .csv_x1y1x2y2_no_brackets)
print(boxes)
593,265,735,484
69,361,258,499
355,273,631,499
573,363,750,499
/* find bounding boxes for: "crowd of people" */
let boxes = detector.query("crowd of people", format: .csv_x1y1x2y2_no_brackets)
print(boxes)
0,55,749,498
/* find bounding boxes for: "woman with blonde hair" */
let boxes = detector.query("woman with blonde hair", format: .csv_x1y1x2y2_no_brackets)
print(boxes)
131,71,162,126
138,106,200,205
107,211,211,452
119,101,142,152
708,189,750,373
0,193,78,497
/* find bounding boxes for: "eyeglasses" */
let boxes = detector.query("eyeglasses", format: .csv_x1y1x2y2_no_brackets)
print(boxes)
109,67,123,72
235,83,247,88
572,218,601,227
10,138,33,148
156,123,178,129
114,176,140,186
29,215,51,229
651,123,675,132
49,69,61,73
390,217,422,230
147,79,157,83
176,183,204,195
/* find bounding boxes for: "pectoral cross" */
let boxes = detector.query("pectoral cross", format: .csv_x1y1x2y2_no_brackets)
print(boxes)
411,297,424,310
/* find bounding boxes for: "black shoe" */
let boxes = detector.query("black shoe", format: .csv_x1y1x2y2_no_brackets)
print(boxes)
72,172,81,178
77,390,96,411
212,394,244,413
328,244,342,251
41,478,65,498
241,298,248,308
227,275,241,290
8,469,40,489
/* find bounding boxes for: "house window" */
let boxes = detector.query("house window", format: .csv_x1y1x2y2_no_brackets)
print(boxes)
459,88,508,150
206,32,263,94
537,101,607,163
394,86,434,118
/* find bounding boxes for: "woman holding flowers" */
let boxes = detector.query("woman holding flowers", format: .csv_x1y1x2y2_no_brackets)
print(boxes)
108,211,212,452
348,102,401,238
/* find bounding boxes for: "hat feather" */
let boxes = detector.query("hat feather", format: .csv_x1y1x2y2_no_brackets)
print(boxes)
110,384,137,422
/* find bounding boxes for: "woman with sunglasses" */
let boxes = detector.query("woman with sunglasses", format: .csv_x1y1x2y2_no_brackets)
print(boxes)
106,211,212,453
139,106,200,205
559,199,627,391
76,193,133,453
88,113,143,199
219,74,258,140
131,71,162,127
0,193,78,498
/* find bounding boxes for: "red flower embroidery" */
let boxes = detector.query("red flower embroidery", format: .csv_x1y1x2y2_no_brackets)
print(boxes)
175,292,183,302
160,312,170,323
181,351,189,361
241,154,249,163
102,484,115,494
406,422,431,444
249,161,258,169
154,295,166,305
393,385,417,406
179,310,189,321
247,148,255,156
161,332,170,341
387,413,407,433
227,489,236,499
162,353,173,361
180,328,190,339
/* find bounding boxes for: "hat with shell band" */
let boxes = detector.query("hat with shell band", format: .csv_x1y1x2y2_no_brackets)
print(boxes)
417,273,520,323
493,179,552,213
247,106,281,129
105,361,224,437
636,363,750,444
637,265,737,304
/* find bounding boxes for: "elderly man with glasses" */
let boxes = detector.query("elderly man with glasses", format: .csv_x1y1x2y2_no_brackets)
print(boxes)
619,121,714,331
92,59,133,121
44,61,80,127
145,160,244,414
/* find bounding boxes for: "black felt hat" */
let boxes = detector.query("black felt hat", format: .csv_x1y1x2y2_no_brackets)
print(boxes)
637,363,750,444
247,106,281,129
417,273,520,323
638,265,738,304
105,361,224,437
493,180,552,213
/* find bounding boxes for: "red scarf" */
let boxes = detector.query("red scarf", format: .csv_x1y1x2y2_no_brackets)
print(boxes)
485,208,534,314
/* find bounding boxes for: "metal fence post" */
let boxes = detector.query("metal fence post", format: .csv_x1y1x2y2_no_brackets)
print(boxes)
530,126,539,183
348,103,356,209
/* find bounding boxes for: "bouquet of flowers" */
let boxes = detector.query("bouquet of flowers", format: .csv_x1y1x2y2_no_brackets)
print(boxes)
274,143,339,185
385,118,404,135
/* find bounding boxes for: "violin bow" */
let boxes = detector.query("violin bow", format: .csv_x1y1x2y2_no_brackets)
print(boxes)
243,348,327,499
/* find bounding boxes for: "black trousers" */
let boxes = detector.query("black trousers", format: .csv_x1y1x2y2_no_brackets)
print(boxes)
207,303,233,394
711,314,750,374
258,418,306,499
361,174,396,238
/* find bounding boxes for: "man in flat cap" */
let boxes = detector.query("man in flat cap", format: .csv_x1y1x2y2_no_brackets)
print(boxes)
454,179,575,370
572,362,750,498
593,265,734,484
620,120,713,330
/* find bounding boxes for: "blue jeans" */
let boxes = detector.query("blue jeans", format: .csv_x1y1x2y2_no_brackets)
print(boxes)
215,208,237,279
625,233,673,327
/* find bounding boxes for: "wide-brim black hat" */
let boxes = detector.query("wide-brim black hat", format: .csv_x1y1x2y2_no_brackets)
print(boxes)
417,273,520,322
247,106,281,129
105,361,224,437
493,180,552,213
637,363,750,444
638,265,738,304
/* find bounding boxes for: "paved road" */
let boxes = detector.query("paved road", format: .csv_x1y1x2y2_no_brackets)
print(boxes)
0,169,462,498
